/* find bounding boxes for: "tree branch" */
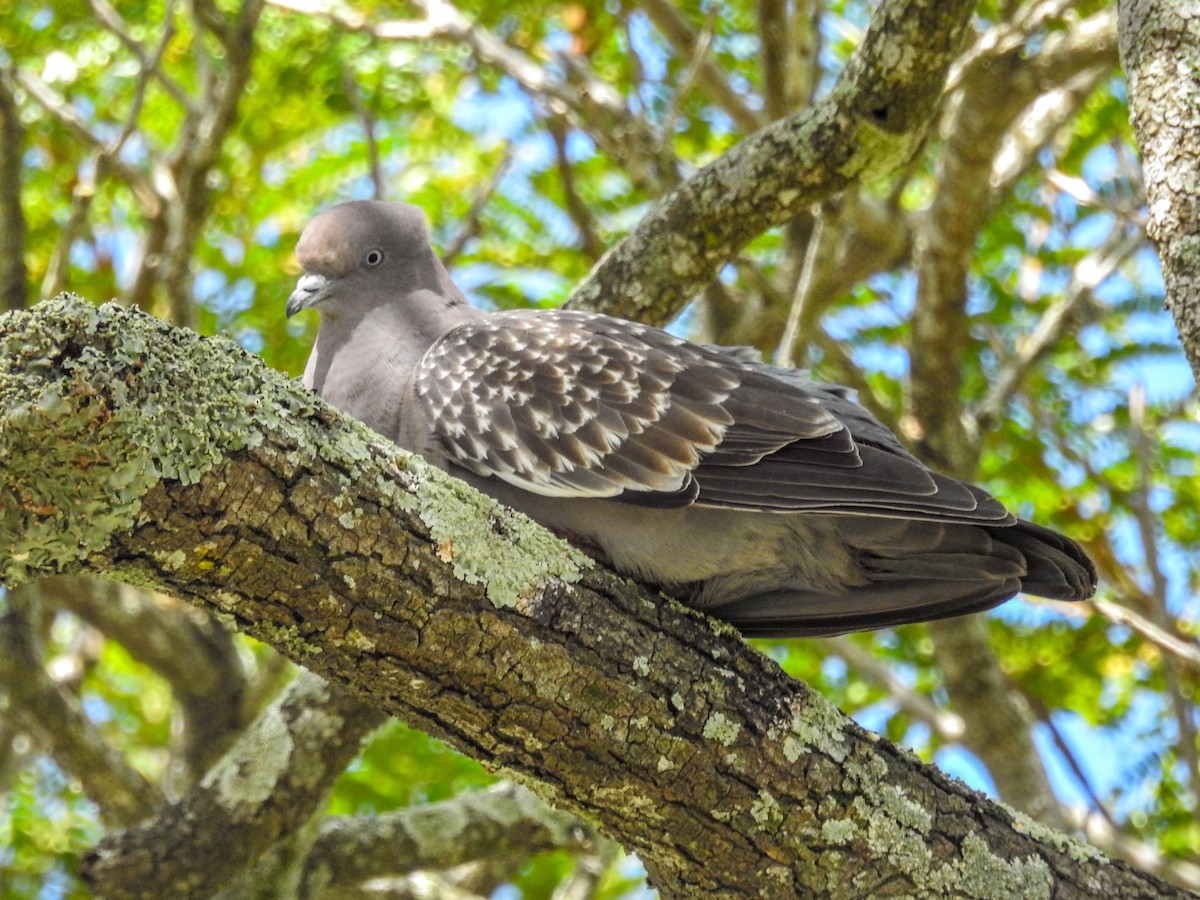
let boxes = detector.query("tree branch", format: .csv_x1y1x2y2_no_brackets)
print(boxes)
633,0,766,134
46,576,251,788
0,296,1187,898
1120,0,1200,381
79,670,383,899
566,0,977,326
303,782,593,892
0,583,164,826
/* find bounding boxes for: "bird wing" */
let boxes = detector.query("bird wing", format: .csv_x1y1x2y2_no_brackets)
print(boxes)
416,310,1011,523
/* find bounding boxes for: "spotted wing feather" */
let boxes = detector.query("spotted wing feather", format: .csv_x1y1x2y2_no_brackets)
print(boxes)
417,310,1011,524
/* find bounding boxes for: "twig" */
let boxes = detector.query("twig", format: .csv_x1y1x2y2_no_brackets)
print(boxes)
13,69,161,215
1023,689,1118,829
40,177,96,299
88,0,192,111
547,117,604,261
1129,385,1200,803
634,0,765,133
659,4,717,140
1086,598,1200,674
826,636,966,740
440,144,514,266
977,225,1141,428
341,66,385,199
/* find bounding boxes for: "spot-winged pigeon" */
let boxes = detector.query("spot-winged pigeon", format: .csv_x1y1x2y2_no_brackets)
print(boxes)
287,200,1096,637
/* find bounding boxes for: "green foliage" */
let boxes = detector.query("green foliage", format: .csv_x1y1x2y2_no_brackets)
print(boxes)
1,0,1197,896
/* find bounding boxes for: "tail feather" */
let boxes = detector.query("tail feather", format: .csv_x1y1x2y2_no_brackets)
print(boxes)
710,517,1096,638
988,518,1097,601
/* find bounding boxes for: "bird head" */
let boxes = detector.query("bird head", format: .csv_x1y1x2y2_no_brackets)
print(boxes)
285,200,435,319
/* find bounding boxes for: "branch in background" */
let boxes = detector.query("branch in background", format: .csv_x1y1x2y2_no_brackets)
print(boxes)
926,616,1070,831
0,584,164,827
0,67,27,312
567,0,978,325
825,635,966,740
303,782,594,892
2,296,1185,898
1129,386,1200,803
46,577,251,789
1069,598,1200,674
88,0,193,112
634,0,765,134
910,7,1117,471
991,68,1111,197
440,145,514,267
40,179,97,300
159,0,265,328
1121,0,1200,380
758,0,790,121
12,68,164,217
906,5,1120,832
774,202,826,367
341,66,385,200
977,225,1142,429
550,840,619,900
788,0,822,107
657,4,718,143
1021,689,1118,829
265,0,681,193
80,671,383,899
547,117,604,262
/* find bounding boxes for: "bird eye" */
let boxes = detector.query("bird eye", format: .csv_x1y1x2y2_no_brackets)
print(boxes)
363,247,385,268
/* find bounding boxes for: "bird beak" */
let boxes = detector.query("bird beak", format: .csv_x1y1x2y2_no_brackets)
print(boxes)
286,273,330,318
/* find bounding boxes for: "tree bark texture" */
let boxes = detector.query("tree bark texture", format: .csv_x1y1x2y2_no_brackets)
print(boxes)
0,296,1189,899
1120,0,1200,382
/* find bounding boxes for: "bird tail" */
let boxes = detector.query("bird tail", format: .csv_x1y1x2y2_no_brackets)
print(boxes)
985,518,1097,602
707,518,1096,638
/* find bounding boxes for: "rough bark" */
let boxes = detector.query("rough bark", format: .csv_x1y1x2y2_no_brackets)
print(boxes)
1,296,1188,899
1119,0,1200,382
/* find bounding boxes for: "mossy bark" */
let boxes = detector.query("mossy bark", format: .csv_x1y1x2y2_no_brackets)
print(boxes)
0,296,1188,899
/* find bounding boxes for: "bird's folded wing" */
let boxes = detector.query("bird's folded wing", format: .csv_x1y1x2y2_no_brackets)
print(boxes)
416,310,1010,523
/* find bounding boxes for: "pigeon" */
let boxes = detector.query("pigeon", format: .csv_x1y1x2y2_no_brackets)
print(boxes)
286,200,1096,637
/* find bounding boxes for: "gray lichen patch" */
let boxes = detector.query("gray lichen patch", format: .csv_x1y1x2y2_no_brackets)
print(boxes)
1004,803,1107,865
0,295,316,582
927,833,1052,900
702,711,741,746
772,692,848,763
396,459,588,609
202,702,295,811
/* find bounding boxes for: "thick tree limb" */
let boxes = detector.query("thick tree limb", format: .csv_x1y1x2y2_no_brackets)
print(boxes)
0,67,27,313
1,296,1188,898
1120,0,1200,382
